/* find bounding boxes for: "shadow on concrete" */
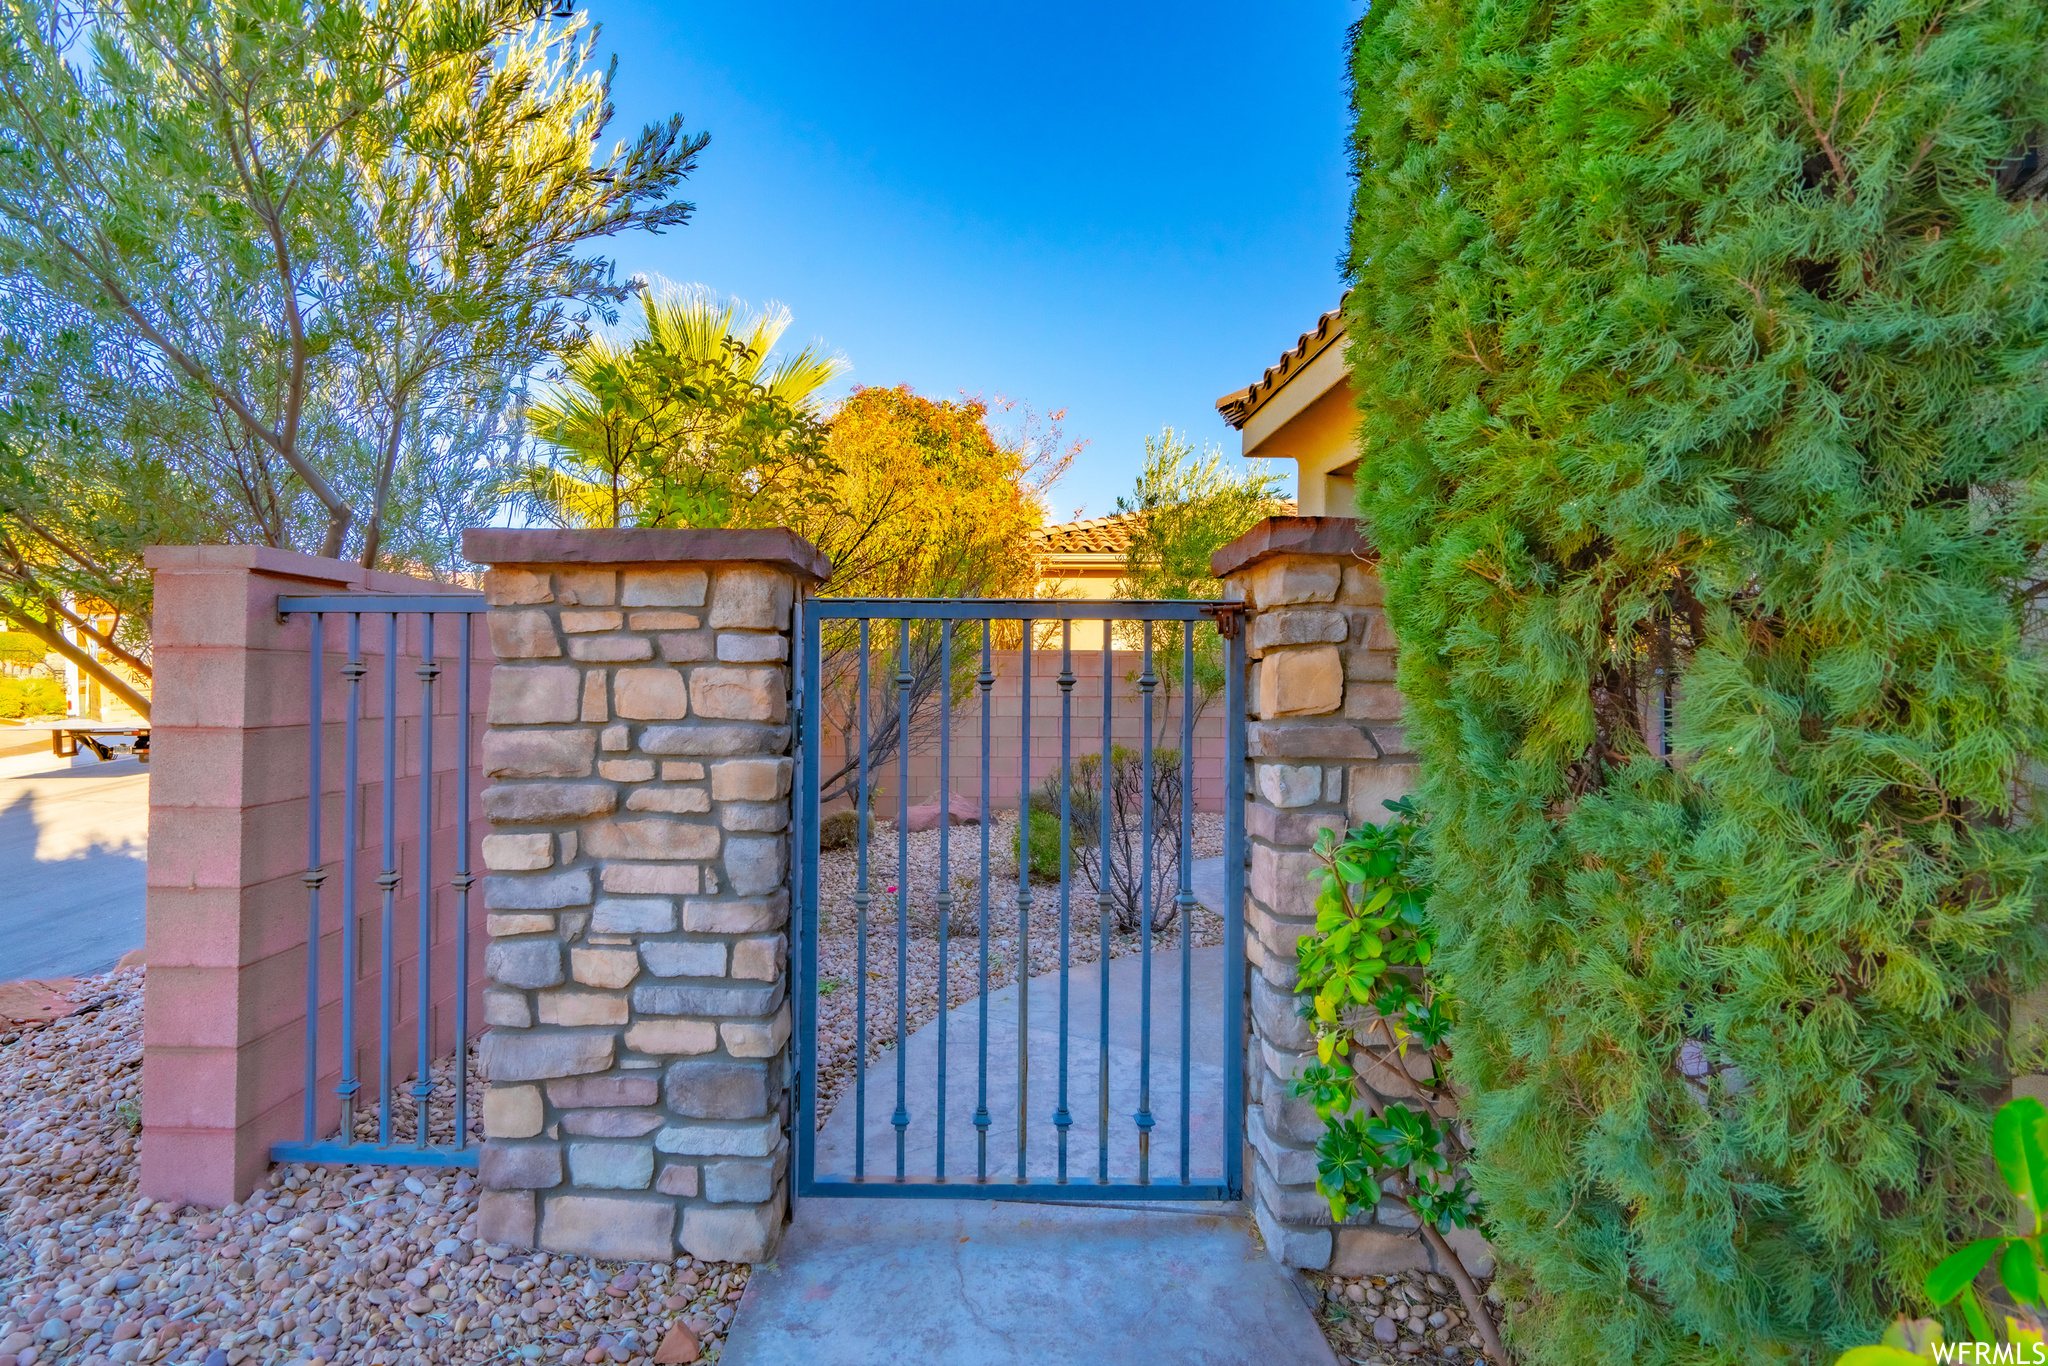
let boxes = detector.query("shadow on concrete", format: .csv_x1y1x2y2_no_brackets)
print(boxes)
0,756,148,979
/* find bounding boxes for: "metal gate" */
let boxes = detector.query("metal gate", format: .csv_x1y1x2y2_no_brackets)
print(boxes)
794,599,1246,1202
272,592,489,1169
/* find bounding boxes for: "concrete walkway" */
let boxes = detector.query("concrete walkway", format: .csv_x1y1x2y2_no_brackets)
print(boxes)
0,751,148,979
721,1197,1335,1366
723,855,1336,1366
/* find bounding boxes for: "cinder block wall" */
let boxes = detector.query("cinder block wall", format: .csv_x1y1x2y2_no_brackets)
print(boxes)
816,647,1232,814
141,545,487,1206
462,528,826,1265
1213,517,1487,1278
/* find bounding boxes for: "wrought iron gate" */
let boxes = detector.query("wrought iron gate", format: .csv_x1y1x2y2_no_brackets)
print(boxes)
794,599,1246,1202
273,592,488,1169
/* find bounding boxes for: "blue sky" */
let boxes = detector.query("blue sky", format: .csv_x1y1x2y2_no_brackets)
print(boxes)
588,1,1359,520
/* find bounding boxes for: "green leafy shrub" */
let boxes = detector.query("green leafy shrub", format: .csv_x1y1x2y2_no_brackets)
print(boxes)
0,678,63,719
1835,1096,2048,1363
1012,808,1063,882
1345,0,2048,1360
1291,800,1505,1362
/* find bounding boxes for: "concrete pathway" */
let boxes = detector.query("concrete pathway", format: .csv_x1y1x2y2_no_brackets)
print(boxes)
723,855,1334,1366
0,751,148,979
721,1197,1336,1366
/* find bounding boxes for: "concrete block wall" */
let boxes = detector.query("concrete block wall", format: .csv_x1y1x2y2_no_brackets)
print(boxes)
1213,517,1473,1277
816,647,1231,814
461,528,827,1266
140,545,487,1206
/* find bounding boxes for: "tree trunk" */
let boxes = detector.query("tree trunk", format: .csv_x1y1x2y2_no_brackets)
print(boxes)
1413,1211,1511,1365
0,601,151,721
358,389,409,570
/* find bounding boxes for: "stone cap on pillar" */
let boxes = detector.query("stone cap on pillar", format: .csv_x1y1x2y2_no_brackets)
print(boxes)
462,527,832,584
1209,516,1370,579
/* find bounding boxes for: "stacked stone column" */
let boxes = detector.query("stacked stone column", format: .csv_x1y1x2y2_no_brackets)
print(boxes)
460,528,826,1265
1214,516,1454,1276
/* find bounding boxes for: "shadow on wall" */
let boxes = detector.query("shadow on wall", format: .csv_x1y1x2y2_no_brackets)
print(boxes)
0,758,148,979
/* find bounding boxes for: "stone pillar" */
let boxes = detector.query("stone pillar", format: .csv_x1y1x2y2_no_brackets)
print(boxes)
461,528,828,1266
1212,517,1429,1274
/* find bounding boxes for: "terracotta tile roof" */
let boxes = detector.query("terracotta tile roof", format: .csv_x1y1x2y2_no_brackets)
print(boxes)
1034,502,1300,562
1216,293,1350,431
1035,510,1143,557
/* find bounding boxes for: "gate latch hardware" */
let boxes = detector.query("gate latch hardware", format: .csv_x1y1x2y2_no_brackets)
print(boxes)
1199,602,1245,640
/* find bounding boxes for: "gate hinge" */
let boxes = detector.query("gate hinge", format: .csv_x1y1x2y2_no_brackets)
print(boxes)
792,706,804,747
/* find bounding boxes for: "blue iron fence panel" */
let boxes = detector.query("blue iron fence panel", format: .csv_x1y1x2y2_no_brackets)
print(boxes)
795,597,1247,1203
273,593,487,1170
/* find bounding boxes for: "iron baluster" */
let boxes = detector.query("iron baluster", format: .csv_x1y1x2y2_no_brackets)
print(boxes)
302,613,325,1143
1016,623,1031,1182
1136,620,1156,1184
1054,621,1074,1183
1223,614,1248,1201
378,614,399,1149
1097,618,1114,1184
853,620,871,1180
974,620,993,1180
1179,622,1197,1184
452,614,474,1149
798,606,824,1193
894,619,912,1181
935,619,953,1181
338,617,365,1145
414,616,439,1148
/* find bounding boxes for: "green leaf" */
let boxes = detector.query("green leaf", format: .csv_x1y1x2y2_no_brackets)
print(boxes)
1960,1287,1994,1346
2001,1237,2043,1309
1996,1097,2048,1212
1925,1239,2001,1304
1832,1349,1931,1366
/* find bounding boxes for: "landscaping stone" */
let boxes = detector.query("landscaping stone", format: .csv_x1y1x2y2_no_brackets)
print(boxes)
0,964,764,1366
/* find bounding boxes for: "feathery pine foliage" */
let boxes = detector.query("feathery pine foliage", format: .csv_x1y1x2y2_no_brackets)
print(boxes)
1345,0,2048,1361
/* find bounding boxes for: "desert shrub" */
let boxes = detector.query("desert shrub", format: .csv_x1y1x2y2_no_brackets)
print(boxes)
1010,808,1063,882
1037,745,1187,935
0,678,63,718
817,808,859,852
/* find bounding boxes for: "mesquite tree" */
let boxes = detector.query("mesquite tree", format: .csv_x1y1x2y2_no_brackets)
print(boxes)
1346,0,2048,1362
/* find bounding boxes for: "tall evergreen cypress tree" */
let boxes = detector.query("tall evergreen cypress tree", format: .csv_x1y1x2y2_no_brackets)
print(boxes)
1344,0,2048,1361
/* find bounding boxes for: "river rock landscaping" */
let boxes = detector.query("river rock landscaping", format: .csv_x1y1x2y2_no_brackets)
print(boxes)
1303,1265,1504,1366
0,969,748,1366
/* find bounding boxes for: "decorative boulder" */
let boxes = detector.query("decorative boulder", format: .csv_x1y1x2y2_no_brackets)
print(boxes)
904,793,983,831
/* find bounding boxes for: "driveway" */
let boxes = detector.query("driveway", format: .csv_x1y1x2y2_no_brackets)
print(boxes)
0,752,148,979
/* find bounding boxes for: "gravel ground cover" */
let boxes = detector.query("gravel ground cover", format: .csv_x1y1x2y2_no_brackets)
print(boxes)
808,811,1227,1126
0,970,748,1366
1302,1265,1505,1366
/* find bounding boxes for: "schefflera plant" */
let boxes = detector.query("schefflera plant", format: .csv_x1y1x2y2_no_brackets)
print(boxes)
1292,799,1507,1364
1840,1096,2048,1364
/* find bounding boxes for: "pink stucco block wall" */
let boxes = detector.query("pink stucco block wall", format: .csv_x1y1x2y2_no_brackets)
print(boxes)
140,545,488,1206
817,646,1230,816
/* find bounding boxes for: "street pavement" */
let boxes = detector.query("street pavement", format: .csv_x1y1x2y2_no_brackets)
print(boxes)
0,750,148,980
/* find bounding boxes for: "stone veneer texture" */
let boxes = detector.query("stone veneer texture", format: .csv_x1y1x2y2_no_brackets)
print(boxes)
1222,529,1486,1279
472,559,797,1265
